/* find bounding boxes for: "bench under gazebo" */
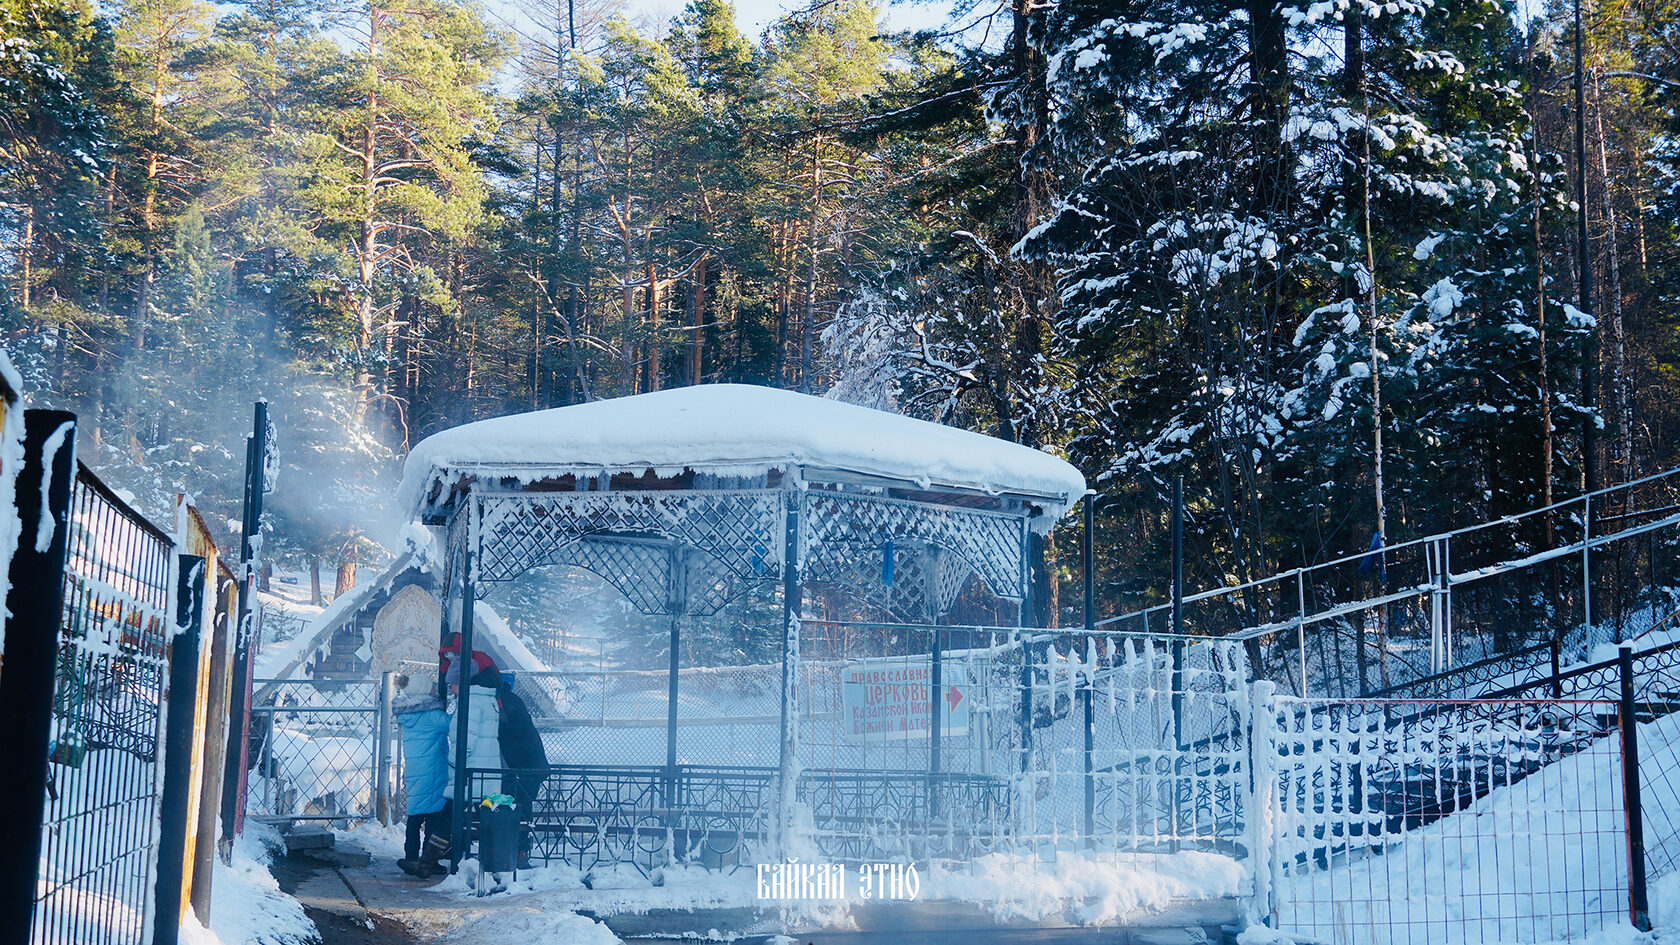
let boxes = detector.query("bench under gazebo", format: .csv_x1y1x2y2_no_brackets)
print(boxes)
398,384,1085,871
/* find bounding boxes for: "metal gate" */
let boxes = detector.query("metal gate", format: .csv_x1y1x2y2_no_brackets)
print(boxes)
248,678,396,823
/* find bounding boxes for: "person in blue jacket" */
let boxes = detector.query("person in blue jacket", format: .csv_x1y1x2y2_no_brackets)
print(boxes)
392,677,451,876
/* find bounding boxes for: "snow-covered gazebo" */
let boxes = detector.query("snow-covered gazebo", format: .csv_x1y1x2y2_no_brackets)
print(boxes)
400,384,1085,867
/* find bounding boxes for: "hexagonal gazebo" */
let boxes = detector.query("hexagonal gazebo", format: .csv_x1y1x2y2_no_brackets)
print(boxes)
400,384,1085,868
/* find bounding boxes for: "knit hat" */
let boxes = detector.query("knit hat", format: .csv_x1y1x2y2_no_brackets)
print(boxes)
393,691,443,714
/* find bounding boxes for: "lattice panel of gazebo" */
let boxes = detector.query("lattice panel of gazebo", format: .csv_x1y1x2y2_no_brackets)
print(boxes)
802,491,1025,606
800,542,975,622
472,490,783,587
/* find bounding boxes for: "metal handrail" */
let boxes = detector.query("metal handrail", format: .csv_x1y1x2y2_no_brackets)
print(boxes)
1097,465,1680,635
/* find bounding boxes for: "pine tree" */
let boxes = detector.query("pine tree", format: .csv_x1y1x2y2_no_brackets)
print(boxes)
1,0,118,314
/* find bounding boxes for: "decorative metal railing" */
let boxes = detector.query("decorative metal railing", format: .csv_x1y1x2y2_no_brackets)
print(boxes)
1098,466,1680,702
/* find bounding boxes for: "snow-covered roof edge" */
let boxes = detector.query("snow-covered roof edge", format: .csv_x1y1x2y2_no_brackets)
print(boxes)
255,538,547,687
399,385,1086,529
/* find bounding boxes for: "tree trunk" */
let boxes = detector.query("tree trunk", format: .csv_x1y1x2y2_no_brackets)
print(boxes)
335,545,358,597
688,255,707,385
1003,0,1056,450
311,558,323,606
800,139,822,393
19,206,32,309
647,261,663,390
1592,75,1633,480
1248,0,1289,216
774,224,790,386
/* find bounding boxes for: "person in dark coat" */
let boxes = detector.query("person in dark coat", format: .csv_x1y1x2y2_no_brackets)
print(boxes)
496,676,548,868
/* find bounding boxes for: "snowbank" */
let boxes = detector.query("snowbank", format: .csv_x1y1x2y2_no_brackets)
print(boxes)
1270,710,1680,945
179,824,315,945
432,906,621,944
399,384,1087,523
928,850,1244,925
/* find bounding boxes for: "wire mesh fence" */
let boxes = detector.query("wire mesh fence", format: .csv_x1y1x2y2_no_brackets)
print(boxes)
1262,696,1632,945
248,679,386,821
508,663,781,768
34,465,174,945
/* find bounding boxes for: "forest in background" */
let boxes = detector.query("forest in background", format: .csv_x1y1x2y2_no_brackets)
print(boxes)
4,0,1680,627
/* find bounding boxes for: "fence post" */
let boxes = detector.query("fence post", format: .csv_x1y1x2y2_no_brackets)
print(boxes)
1619,644,1651,930
375,670,394,825
191,579,233,922
154,555,207,945
451,544,477,869
1429,540,1443,674
1245,680,1278,930
1584,494,1594,636
1442,535,1454,667
221,402,270,857
930,622,943,775
1295,570,1307,696
666,544,684,835
775,489,802,857
0,409,77,945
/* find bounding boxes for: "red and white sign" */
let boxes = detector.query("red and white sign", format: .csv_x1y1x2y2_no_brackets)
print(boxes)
839,658,969,743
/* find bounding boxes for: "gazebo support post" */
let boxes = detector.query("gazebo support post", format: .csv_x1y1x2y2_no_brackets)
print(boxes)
1019,528,1036,774
1083,492,1096,850
776,489,801,857
450,545,477,870
666,544,684,845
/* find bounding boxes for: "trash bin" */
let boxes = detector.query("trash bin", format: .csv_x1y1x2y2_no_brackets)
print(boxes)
478,798,518,875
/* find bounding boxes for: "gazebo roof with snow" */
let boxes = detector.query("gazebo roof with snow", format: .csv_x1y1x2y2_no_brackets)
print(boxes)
400,384,1086,526
403,384,1084,624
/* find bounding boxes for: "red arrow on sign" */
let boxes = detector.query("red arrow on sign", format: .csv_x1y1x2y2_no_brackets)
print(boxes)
946,685,964,712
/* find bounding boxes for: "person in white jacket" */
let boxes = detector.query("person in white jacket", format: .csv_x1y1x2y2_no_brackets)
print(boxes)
445,656,503,800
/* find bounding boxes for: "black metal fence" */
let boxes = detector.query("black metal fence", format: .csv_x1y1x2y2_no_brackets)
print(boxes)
1261,696,1635,945
1,406,231,945
29,465,177,944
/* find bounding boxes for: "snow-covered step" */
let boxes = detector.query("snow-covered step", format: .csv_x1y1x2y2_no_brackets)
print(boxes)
282,824,335,856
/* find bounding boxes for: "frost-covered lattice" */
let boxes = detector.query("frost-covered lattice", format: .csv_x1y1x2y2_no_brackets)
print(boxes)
470,490,783,615
802,489,1026,618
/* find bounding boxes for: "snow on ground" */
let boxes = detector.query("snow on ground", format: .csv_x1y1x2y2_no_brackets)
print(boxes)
252,576,327,679
351,841,1238,942
927,850,1245,925
427,904,622,944
179,823,316,945
428,860,758,915
1269,709,1680,945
